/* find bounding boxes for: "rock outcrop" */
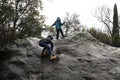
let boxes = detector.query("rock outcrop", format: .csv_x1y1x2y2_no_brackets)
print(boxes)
1,31,120,80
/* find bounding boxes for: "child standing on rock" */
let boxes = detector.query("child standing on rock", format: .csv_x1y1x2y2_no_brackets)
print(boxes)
52,17,65,40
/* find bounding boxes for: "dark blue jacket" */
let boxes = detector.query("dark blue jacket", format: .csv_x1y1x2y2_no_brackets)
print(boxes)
39,38,54,50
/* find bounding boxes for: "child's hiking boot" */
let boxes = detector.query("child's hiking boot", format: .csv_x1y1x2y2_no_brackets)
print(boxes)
49,55,56,60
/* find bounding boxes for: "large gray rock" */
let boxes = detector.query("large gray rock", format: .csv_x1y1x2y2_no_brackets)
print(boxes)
1,31,120,80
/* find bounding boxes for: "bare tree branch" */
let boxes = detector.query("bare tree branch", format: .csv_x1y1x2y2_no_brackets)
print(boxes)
94,5,113,35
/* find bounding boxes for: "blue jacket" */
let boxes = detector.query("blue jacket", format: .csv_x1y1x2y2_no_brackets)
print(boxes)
52,17,64,30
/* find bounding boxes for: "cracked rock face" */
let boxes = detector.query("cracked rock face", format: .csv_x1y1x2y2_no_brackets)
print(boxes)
1,32,120,80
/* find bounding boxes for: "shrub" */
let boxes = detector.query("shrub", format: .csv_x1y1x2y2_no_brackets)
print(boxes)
88,27,111,45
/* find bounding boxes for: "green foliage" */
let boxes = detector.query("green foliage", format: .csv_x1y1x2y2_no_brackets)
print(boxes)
0,0,45,48
0,0,15,47
88,27,111,45
112,32,120,47
17,13,45,38
112,4,119,47
94,4,120,47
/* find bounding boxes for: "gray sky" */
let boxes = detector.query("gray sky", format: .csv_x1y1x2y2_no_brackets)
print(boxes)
42,0,120,29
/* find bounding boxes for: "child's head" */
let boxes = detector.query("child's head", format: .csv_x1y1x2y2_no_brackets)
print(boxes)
56,17,61,21
47,35,53,40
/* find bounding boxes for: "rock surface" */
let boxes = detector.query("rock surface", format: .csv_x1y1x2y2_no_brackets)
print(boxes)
1,31,120,80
